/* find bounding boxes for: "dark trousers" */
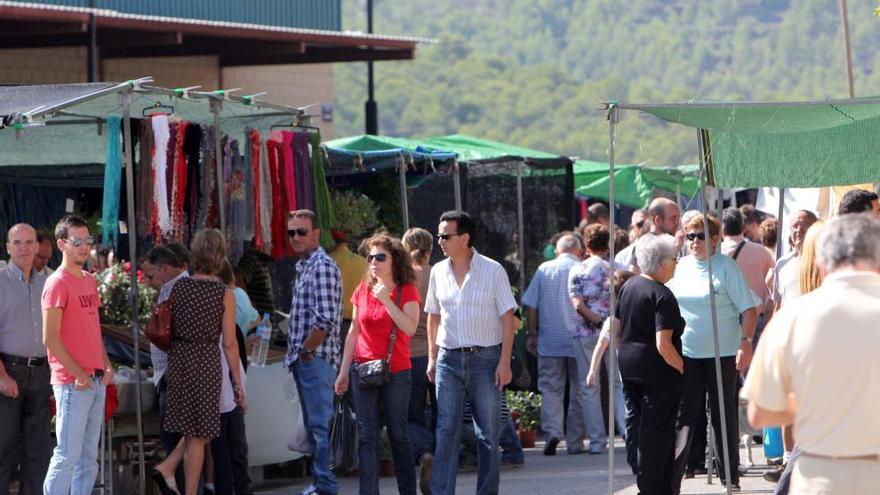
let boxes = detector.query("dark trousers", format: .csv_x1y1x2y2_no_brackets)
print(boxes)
622,377,683,495
351,368,416,495
211,407,253,495
672,356,740,491
0,361,50,495
408,356,436,462
687,394,709,471
157,376,184,488
623,397,639,475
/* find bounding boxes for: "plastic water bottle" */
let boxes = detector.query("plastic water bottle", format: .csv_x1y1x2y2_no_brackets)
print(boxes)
250,313,271,368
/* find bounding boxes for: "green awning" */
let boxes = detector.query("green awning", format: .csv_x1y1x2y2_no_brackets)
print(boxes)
573,159,699,208
420,134,566,164
618,99,880,188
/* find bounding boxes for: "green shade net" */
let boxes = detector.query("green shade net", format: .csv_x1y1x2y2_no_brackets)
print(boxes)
633,100,880,188
573,159,699,208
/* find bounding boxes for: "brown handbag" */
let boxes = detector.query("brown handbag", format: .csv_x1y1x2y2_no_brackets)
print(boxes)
144,298,173,351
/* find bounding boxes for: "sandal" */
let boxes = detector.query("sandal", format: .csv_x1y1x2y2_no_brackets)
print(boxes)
150,469,180,495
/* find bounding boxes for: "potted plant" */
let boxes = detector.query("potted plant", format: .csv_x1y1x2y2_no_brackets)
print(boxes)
506,390,542,448
96,261,156,327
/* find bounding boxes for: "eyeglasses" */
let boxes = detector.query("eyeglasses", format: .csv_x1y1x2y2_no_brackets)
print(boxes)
144,268,158,280
634,220,645,229
62,236,96,247
686,232,707,241
367,253,388,263
435,233,461,242
287,228,310,238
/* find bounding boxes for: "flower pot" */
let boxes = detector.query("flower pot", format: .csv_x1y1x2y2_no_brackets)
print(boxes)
518,429,537,448
380,459,395,477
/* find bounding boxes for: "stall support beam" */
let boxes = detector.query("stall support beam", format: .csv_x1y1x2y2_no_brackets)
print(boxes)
121,90,146,495
697,129,733,495
606,105,620,495
211,98,226,234
777,188,785,259
453,160,462,210
516,162,525,295
399,158,409,230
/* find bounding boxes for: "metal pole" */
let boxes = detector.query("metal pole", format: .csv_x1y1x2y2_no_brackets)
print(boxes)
697,129,733,495
121,90,146,495
211,98,226,233
606,105,619,495
87,3,98,83
777,188,785,259
516,162,525,295
453,159,462,210
839,0,856,98
365,0,378,134
399,156,409,231
675,183,682,210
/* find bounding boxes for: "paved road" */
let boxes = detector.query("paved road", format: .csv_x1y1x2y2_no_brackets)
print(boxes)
255,438,777,494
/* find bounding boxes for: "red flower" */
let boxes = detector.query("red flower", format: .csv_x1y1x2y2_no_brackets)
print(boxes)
123,262,131,272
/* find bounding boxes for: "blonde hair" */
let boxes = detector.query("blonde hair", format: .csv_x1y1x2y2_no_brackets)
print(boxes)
402,227,433,265
798,220,825,294
191,228,226,275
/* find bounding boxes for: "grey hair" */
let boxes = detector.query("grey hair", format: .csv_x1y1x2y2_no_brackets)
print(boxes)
636,234,677,274
817,214,880,271
556,234,580,253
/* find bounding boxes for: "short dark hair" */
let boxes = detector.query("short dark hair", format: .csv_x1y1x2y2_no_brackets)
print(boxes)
439,210,475,247
217,259,234,285
144,246,183,268
288,209,318,229
583,224,610,253
164,242,191,268
759,218,778,249
36,230,52,244
838,189,878,215
586,202,610,223
722,207,744,236
740,204,762,225
54,215,88,242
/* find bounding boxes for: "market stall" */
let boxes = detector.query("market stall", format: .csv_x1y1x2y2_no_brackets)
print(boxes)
0,79,327,491
596,97,880,494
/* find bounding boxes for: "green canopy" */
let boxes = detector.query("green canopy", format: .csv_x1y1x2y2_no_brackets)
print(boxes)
420,134,567,165
573,159,699,208
618,99,880,188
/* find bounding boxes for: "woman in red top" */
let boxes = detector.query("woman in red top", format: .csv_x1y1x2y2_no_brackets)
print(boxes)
335,234,421,495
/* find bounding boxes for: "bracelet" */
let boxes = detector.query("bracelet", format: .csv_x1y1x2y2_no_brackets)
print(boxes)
741,337,753,343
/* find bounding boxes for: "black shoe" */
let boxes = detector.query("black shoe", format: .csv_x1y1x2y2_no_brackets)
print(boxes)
543,437,560,456
763,464,784,482
684,470,695,479
150,469,179,495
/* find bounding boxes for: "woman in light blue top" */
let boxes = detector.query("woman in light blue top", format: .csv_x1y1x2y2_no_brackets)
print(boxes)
666,214,757,491
218,260,260,338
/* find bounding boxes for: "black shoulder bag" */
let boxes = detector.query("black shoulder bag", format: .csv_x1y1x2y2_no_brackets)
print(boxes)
356,289,403,388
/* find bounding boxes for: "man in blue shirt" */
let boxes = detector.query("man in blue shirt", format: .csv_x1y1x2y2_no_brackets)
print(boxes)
522,233,584,455
0,223,49,495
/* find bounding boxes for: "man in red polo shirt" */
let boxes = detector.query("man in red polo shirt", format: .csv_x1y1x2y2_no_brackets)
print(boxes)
42,215,114,495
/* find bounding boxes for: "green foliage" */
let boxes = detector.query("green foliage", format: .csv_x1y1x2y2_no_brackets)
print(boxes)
96,262,156,326
330,190,380,243
335,0,880,166
506,390,542,431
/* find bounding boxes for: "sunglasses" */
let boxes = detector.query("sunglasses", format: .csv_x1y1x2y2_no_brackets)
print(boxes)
686,232,707,241
367,253,388,263
435,233,461,242
287,228,310,238
62,236,96,247
634,220,645,229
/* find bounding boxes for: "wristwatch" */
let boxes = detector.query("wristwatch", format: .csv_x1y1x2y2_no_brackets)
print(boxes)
741,337,753,344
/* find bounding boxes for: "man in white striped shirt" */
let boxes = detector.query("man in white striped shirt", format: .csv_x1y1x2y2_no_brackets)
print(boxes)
425,210,518,495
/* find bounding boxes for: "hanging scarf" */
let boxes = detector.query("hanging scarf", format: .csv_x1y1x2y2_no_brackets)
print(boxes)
310,132,336,248
282,131,297,211
151,115,172,239
267,137,288,259
294,131,314,211
248,129,263,247
184,124,203,244
198,125,216,230
259,137,273,249
101,116,122,249
171,122,189,241
136,119,154,240
227,139,247,264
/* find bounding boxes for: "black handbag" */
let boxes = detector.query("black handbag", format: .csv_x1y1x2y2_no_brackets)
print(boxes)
356,289,402,388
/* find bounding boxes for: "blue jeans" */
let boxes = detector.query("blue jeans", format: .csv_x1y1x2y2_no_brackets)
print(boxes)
572,335,608,452
292,358,338,495
499,416,523,464
43,378,106,495
432,345,502,495
351,368,416,495
408,356,436,462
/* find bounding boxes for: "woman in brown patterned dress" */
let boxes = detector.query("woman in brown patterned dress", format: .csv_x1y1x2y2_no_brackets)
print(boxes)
163,229,245,495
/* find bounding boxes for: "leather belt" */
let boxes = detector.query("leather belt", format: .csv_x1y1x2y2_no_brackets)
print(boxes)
445,345,496,353
803,451,880,462
0,353,47,367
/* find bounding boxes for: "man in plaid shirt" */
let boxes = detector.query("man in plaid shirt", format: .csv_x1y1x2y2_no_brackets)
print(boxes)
285,209,342,495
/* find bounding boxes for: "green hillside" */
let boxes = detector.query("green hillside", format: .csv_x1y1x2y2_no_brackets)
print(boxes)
333,0,880,166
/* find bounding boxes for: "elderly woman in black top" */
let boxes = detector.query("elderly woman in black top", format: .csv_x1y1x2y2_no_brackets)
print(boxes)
612,234,685,495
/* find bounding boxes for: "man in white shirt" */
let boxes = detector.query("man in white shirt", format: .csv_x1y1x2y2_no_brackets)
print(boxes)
744,213,880,494
426,210,518,495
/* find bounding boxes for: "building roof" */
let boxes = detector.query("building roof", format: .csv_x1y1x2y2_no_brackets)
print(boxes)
0,1,430,66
